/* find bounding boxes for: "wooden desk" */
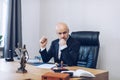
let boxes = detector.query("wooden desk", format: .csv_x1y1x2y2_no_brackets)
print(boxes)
0,59,108,80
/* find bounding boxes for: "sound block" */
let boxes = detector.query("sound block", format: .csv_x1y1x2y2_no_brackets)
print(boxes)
42,72,70,80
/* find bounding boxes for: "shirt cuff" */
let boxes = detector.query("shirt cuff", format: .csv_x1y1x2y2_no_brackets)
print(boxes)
60,45,67,50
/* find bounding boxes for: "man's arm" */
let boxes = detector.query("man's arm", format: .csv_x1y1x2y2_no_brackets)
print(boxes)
39,41,55,63
39,36,52,63
60,41,80,66
39,49,49,63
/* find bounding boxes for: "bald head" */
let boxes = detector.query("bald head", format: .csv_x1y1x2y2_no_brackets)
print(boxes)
56,22,69,40
56,22,69,31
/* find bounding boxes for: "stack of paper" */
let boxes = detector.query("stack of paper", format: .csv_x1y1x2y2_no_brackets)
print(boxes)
36,64,56,69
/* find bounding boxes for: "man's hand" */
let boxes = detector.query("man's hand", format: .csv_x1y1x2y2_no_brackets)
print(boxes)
59,39,66,46
39,36,47,48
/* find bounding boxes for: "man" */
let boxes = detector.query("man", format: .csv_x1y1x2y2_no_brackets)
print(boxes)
39,22,80,66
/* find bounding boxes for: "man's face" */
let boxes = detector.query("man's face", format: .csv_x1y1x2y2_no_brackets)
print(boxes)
56,24,69,40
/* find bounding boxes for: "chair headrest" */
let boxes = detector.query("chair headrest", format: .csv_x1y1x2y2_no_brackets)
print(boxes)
71,31,100,46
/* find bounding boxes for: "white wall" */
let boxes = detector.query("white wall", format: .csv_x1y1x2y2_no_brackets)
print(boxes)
22,0,41,58
22,0,120,80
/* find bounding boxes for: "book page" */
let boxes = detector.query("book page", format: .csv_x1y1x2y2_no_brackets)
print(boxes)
74,69,95,77
61,69,95,78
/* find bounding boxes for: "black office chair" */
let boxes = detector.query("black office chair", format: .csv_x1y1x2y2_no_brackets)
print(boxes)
71,31,100,68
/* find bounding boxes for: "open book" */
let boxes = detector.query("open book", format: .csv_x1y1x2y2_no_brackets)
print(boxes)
61,69,95,78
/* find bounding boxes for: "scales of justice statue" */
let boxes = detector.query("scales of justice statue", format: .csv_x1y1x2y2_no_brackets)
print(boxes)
15,44,29,73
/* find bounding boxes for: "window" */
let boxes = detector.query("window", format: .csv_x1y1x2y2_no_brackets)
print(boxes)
0,0,3,47
0,0,8,47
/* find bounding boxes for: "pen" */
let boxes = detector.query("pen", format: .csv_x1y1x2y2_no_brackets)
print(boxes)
61,61,63,69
